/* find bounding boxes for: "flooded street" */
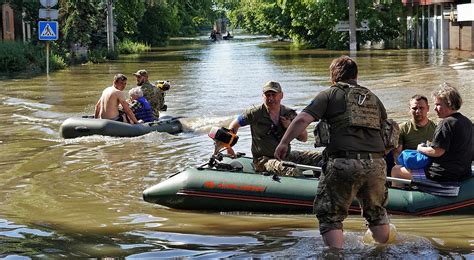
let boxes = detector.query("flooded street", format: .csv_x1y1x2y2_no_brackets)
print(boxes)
0,36,473,258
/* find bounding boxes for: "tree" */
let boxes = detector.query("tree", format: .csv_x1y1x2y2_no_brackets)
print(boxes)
223,0,403,49
61,0,104,50
114,0,145,41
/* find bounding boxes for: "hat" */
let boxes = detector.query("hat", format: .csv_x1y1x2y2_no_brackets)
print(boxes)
262,81,282,93
133,69,148,77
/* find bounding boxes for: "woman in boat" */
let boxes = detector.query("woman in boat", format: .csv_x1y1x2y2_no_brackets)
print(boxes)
127,87,155,123
391,83,473,187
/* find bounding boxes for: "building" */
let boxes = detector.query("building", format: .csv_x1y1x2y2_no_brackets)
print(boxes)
1,3,32,42
402,0,474,50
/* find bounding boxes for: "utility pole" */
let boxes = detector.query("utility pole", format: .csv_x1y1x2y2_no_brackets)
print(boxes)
106,0,114,51
348,0,357,52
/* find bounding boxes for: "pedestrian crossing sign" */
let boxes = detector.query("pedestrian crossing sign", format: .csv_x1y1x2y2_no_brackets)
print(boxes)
38,21,58,41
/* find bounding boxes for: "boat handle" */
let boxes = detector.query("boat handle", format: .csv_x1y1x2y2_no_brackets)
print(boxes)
74,126,89,132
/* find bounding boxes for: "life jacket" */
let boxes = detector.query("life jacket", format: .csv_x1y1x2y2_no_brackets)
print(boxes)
135,96,155,122
327,82,382,132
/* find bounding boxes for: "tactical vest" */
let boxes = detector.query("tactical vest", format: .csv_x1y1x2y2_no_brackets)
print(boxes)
327,82,382,132
135,97,155,122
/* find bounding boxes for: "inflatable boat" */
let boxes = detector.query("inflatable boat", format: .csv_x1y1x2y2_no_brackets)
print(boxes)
143,155,474,216
60,115,183,139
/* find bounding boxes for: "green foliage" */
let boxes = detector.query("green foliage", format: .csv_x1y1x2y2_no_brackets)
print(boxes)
225,0,404,49
0,41,66,73
1,0,221,74
61,0,104,49
136,3,179,45
114,0,146,40
87,48,109,63
46,54,67,70
117,39,151,54
173,0,215,35
0,41,34,72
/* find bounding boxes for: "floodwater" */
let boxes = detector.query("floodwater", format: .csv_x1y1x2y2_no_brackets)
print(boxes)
1,35,473,258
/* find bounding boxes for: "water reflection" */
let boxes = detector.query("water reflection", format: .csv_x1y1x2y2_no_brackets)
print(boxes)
0,35,473,257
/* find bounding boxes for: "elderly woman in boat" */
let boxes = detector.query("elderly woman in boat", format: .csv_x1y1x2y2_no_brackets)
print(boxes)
127,87,155,123
391,83,473,187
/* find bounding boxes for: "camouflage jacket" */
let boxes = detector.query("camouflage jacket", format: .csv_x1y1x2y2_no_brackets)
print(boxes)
140,81,164,118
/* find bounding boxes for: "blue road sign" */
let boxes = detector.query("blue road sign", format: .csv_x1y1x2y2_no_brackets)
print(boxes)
38,21,58,41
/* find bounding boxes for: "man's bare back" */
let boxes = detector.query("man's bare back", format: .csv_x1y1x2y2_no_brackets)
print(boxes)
96,86,124,120
94,74,138,124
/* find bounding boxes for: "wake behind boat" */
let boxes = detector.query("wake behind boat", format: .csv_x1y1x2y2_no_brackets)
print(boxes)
143,154,474,216
60,115,183,139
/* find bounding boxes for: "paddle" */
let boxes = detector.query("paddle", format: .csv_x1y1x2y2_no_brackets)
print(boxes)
282,161,460,197
385,176,460,197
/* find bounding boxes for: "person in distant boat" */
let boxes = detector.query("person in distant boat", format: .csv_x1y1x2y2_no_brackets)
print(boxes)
210,30,217,41
388,94,437,169
127,87,155,123
94,74,138,124
134,69,165,119
391,83,472,187
228,81,322,177
223,31,232,40
274,56,393,248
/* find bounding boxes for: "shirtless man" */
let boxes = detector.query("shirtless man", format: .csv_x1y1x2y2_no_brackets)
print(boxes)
94,74,138,124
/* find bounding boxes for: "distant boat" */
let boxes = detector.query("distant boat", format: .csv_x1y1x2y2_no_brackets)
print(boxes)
223,32,233,40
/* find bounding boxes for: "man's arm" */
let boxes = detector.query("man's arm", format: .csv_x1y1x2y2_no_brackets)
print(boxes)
296,128,308,142
280,115,308,142
274,111,314,160
392,145,403,164
417,144,445,157
118,97,138,124
228,118,242,134
94,99,101,118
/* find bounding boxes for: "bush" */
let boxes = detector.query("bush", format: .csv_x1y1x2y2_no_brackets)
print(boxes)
117,39,150,54
0,41,33,72
0,41,66,73
87,48,118,63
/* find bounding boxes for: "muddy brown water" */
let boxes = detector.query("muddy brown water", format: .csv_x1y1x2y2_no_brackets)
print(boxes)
0,35,473,257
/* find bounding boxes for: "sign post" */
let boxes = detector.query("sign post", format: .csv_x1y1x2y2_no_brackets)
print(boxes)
349,0,356,52
38,21,58,75
38,0,58,76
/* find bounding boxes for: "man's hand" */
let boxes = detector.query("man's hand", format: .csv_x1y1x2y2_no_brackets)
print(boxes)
280,116,292,129
274,143,288,161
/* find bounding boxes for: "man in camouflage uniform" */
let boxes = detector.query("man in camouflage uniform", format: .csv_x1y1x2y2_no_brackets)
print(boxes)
228,81,322,176
133,69,165,119
275,56,393,248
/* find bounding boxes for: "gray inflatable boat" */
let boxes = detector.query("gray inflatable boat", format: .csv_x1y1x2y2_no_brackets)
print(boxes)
60,115,183,139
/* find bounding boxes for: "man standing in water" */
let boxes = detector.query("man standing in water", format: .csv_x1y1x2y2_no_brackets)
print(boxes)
134,69,166,119
275,56,393,248
95,74,138,124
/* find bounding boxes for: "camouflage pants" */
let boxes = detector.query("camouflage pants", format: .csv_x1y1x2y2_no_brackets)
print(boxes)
314,158,389,234
254,150,323,177
314,158,389,235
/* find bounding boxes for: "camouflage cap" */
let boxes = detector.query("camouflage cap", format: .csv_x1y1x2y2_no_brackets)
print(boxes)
262,81,282,93
133,69,148,77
